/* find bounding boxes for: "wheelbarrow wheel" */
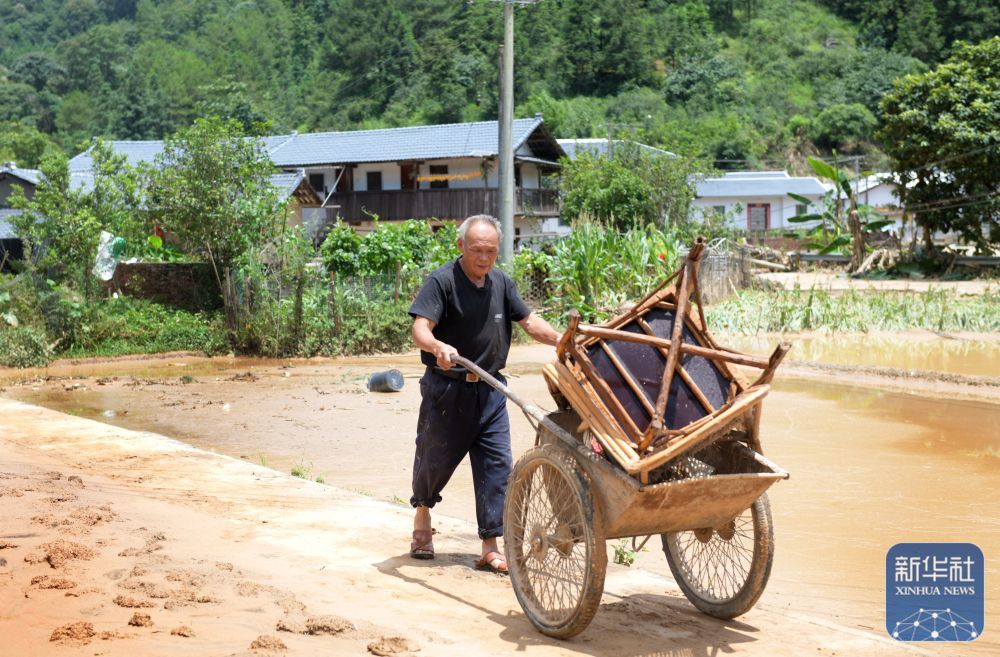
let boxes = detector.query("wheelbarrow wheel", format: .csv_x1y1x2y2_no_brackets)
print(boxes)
504,445,606,639
661,493,773,619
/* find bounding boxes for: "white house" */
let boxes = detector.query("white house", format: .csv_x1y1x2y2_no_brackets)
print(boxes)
69,116,565,242
855,173,908,237
691,171,830,231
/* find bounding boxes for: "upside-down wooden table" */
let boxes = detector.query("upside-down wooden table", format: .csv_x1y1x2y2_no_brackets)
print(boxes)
452,237,791,638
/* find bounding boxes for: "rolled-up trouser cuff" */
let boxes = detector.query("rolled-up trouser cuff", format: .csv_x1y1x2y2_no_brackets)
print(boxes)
479,526,503,540
410,495,442,509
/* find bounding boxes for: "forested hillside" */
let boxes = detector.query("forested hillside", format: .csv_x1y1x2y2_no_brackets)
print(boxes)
1,0,997,171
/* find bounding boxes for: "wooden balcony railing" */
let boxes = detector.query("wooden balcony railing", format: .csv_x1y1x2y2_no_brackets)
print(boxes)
325,188,559,222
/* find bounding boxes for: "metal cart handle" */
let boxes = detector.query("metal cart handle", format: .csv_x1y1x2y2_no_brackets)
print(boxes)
448,354,577,445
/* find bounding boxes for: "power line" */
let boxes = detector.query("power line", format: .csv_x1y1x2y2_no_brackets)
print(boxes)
900,190,999,212
901,192,1000,215
893,145,999,175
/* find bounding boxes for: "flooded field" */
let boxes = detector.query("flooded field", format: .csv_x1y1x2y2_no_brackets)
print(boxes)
727,330,1000,377
2,335,998,654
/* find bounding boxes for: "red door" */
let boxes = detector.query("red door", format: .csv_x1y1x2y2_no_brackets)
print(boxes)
747,203,770,232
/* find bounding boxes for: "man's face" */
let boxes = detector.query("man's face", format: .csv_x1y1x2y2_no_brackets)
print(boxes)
457,222,500,280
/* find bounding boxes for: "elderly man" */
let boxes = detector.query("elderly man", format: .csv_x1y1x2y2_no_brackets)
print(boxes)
407,214,561,573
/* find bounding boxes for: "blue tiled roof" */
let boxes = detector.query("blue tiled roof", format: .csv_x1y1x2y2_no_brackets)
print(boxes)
268,117,547,166
0,208,22,239
68,141,164,173
557,138,675,159
69,117,558,172
0,164,42,185
268,170,321,203
696,171,829,198
69,168,309,205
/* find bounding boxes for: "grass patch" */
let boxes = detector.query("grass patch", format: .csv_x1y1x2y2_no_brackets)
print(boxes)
708,287,1000,334
57,296,227,358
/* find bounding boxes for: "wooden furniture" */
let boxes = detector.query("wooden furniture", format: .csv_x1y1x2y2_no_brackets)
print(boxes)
542,237,790,483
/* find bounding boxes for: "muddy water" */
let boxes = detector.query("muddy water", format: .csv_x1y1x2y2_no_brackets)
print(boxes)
3,339,999,652
726,331,1000,377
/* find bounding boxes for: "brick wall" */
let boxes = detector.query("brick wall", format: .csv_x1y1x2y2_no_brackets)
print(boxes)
105,262,222,311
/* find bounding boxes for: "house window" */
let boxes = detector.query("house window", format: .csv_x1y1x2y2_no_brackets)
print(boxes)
366,171,383,191
712,205,726,216
308,173,326,195
514,164,522,188
795,203,808,216
429,164,448,189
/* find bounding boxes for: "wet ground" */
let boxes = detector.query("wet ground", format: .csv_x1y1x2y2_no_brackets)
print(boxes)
2,334,998,653
729,330,1000,378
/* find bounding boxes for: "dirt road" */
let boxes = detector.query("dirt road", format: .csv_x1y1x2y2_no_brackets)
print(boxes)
2,397,933,657
2,338,997,655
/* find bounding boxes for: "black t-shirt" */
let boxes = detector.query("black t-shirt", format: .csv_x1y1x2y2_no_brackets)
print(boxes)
409,258,531,374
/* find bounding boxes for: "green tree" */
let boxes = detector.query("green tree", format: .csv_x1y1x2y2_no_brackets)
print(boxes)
878,37,1000,251
560,0,655,96
9,152,102,298
145,117,284,333
561,150,654,228
8,52,67,93
0,122,63,168
560,144,703,229
810,103,878,149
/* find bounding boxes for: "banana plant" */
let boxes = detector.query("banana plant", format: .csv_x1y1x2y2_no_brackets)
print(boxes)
786,156,894,267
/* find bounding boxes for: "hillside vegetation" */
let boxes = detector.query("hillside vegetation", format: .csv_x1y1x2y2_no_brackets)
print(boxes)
1,0,996,170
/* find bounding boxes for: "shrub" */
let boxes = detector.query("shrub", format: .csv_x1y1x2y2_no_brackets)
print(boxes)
0,326,52,368
57,297,226,358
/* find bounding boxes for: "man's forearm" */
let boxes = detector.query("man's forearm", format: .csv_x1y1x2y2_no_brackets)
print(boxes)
520,313,561,346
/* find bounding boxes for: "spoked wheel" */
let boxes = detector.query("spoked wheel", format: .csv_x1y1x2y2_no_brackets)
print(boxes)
661,493,774,619
504,446,606,639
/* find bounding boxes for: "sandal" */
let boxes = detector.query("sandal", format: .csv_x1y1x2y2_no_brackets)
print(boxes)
410,529,434,560
475,551,508,575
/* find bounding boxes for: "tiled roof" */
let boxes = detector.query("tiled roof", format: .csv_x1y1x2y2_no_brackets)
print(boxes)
68,141,164,173
68,168,309,205
696,171,830,198
268,117,547,166
557,138,675,159
69,117,558,171
0,164,41,185
0,208,23,239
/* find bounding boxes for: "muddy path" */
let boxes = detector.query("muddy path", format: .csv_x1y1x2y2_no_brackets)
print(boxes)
2,334,998,655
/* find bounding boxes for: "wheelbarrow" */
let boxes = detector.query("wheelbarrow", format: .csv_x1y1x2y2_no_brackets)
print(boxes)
450,238,791,638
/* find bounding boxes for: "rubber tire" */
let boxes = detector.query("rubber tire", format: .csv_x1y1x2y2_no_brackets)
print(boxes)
505,445,607,639
661,493,774,619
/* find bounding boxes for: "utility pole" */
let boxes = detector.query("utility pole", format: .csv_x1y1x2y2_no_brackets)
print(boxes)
492,0,540,266
498,0,514,264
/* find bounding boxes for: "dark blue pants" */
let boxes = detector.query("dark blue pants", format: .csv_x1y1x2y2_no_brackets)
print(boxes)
410,368,512,539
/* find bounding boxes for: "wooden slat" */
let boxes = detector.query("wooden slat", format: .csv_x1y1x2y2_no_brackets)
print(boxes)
750,343,792,387
599,341,656,418
646,262,690,450
557,311,581,361
635,316,744,392
544,361,637,468
579,323,772,370
631,316,715,415
637,385,771,476
600,269,682,332
568,342,643,441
